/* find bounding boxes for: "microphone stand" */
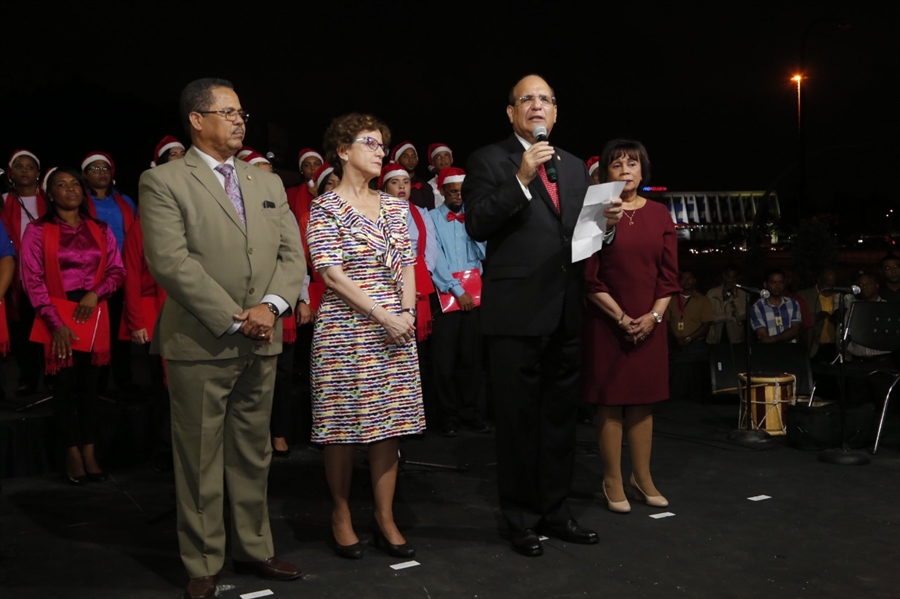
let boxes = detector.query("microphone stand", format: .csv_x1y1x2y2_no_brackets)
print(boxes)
818,292,870,465
728,288,771,443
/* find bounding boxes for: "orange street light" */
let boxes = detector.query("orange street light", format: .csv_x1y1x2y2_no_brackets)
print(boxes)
791,74,803,134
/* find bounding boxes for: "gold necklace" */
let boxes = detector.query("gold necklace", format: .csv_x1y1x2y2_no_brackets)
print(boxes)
623,209,637,225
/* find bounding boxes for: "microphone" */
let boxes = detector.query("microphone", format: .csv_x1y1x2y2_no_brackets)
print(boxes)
532,126,557,183
265,151,275,162
822,286,861,295
734,284,770,299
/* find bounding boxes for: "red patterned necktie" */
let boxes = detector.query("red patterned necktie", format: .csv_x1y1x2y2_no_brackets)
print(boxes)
214,163,246,227
446,211,465,223
537,163,560,213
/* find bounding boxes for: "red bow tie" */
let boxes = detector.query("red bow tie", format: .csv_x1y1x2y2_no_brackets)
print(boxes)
411,182,422,190
447,211,465,223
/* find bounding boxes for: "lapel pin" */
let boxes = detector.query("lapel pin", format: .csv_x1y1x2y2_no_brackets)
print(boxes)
247,175,252,180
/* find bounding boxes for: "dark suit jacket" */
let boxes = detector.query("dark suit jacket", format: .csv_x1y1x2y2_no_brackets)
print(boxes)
463,134,589,337
139,147,305,361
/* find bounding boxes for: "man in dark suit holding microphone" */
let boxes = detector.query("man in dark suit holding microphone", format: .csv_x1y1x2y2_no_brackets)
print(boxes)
463,74,622,557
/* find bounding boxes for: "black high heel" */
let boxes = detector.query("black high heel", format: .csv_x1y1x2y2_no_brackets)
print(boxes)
332,539,365,560
370,522,415,558
67,475,87,487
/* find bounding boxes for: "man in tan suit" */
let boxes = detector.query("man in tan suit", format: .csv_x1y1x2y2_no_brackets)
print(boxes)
139,77,305,599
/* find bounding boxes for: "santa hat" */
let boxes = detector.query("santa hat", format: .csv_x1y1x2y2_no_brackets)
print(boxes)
390,141,417,163
151,135,185,168
436,166,465,189
8,149,40,176
379,162,408,190
427,143,452,171
298,148,323,170
81,151,115,176
41,167,59,194
311,162,335,191
238,148,270,166
586,155,600,176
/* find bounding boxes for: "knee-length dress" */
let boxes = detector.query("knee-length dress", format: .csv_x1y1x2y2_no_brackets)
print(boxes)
306,190,425,443
582,200,680,405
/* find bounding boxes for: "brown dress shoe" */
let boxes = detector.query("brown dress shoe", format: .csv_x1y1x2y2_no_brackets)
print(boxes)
233,556,302,580
184,575,217,599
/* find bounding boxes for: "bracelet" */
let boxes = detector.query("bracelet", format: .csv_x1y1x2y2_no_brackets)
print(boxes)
617,313,626,328
263,302,280,317
365,302,379,319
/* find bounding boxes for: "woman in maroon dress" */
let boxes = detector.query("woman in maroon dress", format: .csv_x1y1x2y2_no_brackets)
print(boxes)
583,139,679,513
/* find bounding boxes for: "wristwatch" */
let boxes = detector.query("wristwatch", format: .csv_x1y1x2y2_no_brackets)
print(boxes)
402,307,417,318
650,310,662,323
264,302,280,317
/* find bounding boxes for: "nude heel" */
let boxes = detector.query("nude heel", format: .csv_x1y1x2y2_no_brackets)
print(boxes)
629,474,669,508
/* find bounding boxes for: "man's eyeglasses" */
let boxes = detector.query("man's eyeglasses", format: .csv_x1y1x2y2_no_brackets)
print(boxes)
86,165,111,173
515,94,556,107
196,108,250,123
353,137,388,154
444,189,462,198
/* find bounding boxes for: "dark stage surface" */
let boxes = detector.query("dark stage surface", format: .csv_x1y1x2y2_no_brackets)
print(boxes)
1,387,898,599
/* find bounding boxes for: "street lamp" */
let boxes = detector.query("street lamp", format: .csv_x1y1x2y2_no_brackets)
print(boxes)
791,74,802,134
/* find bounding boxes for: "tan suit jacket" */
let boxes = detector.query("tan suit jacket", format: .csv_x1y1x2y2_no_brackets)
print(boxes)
139,146,304,356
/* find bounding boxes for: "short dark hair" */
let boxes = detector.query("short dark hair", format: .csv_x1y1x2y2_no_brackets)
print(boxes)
879,253,900,268
599,139,651,185
179,77,233,137
322,113,391,174
41,166,93,223
764,268,786,281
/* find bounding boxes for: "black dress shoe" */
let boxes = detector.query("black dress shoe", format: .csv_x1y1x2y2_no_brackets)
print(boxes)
86,471,108,483
67,475,87,487
370,522,415,558
538,519,599,545
184,575,217,599
233,556,302,580
510,528,543,556
332,539,365,560
440,427,458,438
272,448,290,458
464,421,493,434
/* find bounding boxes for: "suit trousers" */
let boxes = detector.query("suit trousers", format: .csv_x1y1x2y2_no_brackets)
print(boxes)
167,353,277,578
430,307,485,429
486,330,580,531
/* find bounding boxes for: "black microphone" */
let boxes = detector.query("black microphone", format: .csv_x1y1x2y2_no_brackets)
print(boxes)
532,125,557,183
734,284,771,299
822,286,861,295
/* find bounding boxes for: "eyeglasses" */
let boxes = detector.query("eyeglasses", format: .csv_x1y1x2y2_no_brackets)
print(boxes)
515,94,556,107
444,189,462,198
354,137,388,153
883,265,900,271
86,165,111,173
196,108,250,123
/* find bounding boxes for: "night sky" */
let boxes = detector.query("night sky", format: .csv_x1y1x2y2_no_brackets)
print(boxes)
2,1,897,230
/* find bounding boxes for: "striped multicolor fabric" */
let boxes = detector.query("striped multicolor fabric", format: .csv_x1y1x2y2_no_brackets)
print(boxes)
307,191,425,444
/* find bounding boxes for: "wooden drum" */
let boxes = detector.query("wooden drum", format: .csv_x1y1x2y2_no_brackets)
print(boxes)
737,372,796,436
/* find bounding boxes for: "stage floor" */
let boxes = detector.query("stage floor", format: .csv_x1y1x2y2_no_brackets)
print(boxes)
1,393,898,599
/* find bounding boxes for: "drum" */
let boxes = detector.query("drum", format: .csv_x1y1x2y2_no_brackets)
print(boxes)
737,372,796,435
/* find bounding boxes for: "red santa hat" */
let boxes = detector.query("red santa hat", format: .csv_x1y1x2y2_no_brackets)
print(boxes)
297,148,323,170
436,166,465,189
41,166,59,194
427,143,452,170
238,148,270,166
586,155,600,177
379,162,408,190
390,141,417,163
151,135,185,167
81,151,115,177
311,162,335,191
8,149,41,175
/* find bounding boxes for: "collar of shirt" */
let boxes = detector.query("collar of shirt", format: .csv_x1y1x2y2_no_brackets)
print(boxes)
193,148,236,189
514,132,533,151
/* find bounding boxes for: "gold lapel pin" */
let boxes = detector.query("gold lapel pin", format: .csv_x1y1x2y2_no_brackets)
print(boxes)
247,175,253,180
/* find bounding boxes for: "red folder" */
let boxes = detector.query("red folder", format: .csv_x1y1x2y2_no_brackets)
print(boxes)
438,269,483,313
30,297,101,352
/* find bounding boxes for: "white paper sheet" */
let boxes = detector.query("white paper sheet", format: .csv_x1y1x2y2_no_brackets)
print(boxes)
571,181,625,262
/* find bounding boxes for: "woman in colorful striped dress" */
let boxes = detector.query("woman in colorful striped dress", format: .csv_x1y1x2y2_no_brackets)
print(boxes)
307,113,425,560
